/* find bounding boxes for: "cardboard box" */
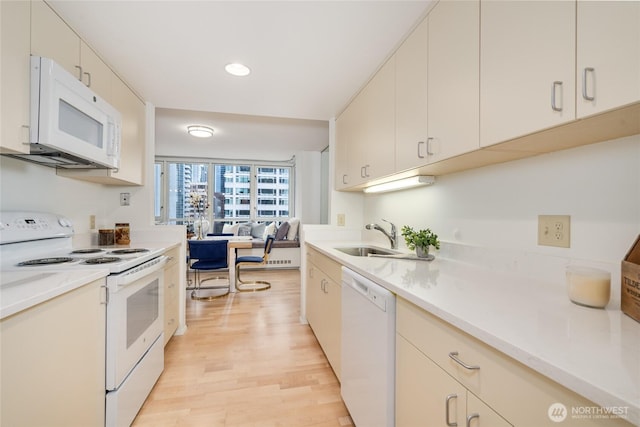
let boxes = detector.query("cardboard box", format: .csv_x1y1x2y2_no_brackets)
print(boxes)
622,235,640,322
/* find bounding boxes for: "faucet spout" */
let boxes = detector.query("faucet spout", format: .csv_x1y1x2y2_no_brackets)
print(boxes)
365,219,397,249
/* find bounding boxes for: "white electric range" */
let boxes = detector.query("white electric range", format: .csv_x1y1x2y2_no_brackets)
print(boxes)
0,211,168,427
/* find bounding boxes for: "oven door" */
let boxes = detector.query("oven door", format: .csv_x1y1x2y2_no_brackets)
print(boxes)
106,256,167,390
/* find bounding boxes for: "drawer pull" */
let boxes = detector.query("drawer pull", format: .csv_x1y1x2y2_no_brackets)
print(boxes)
445,393,458,426
449,351,480,370
466,413,479,427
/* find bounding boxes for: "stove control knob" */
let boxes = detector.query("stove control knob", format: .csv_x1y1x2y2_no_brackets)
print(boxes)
58,217,73,228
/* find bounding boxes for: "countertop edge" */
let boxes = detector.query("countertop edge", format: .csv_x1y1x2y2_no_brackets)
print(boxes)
0,269,108,320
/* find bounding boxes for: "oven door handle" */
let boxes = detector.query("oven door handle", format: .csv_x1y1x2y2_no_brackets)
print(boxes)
113,256,168,287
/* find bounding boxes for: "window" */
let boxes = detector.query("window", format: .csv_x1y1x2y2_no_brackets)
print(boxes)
155,158,294,231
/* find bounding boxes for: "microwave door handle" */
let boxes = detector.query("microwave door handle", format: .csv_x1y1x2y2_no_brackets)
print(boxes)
107,122,121,170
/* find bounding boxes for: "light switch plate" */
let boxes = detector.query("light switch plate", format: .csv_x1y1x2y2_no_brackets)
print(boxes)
538,215,570,248
337,213,346,226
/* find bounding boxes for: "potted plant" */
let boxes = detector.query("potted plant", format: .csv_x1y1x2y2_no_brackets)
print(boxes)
401,226,440,258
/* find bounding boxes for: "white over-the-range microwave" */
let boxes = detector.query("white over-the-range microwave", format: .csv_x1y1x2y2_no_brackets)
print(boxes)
5,56,122,170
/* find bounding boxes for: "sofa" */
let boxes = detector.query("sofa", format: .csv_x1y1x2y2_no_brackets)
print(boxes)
221,218,301,269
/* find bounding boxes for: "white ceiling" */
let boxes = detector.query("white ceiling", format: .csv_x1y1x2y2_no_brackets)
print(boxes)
49,0,433,154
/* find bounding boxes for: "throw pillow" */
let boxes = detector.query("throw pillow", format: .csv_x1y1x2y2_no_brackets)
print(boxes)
251,223,266,239
275,221,290,240
222,223,240,235
287,217,300,241
263,222,277,240
237,223,252,237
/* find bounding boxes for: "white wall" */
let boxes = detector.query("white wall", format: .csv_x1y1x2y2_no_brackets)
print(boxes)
352,134,640,264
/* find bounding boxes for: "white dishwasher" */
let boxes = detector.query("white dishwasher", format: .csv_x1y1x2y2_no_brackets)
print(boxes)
341,267,396,427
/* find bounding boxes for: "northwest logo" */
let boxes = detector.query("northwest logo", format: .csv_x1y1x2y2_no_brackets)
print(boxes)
548,403,568,422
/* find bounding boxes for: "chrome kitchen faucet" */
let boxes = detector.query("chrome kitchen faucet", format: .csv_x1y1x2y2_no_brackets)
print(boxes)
365,219,397,249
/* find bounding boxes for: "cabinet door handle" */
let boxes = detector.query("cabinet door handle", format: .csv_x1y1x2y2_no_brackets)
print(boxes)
445,393,458,427
360,166,366,178
75,65,83,81
342,174,348,185
101,285,109,305
426,137,435,156
417,141,426,159
449,351,480,370
84,71,92,88
582,67,595,101
551,81,563,112
466,413,479,427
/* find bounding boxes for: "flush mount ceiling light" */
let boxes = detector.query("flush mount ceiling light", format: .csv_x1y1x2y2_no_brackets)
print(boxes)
187,125,214,138
225,63,251,77
363,175,435,194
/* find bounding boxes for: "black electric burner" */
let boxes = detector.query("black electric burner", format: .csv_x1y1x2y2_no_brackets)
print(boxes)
71,249,105,254
18,257,76,266
83,257,121,265
109,248,149,255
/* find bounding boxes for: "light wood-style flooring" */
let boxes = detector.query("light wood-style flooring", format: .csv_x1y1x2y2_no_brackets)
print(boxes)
132,269,353,427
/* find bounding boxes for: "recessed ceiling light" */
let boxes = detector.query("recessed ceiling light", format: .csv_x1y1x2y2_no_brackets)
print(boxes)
225,63,251,77
187,125,214,138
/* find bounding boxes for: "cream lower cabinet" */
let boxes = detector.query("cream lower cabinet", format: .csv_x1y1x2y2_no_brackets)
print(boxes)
396,298,633,427
305,247,342,379
163,246,180,345
1,279,106,427
397,335,511,427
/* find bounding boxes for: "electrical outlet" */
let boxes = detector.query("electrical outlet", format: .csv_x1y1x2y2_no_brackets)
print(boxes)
337,213,346,226
538,215,570,248
120,192,130,206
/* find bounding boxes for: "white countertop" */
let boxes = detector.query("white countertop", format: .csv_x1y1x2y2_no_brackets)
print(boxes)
306,239,640,426
0,269,108,319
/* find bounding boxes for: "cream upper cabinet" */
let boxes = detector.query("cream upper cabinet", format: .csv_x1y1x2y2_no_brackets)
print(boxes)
30,0,80,78
79,40,113,102
576,1,640,118
341,57,396,188
58,76,146,185
427,0,480,162
480,0,576,147
395,0,480,171
32,1,112,101
335,108,353,190
394,18,428,172
0,1,31,154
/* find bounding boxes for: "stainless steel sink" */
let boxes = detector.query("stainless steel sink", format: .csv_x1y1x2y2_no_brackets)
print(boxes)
334,246,398,257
